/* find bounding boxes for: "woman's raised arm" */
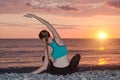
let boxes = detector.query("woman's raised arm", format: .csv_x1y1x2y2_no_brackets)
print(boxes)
24,14,61,40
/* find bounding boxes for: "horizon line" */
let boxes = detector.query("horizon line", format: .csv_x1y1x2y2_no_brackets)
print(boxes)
0,38,120,39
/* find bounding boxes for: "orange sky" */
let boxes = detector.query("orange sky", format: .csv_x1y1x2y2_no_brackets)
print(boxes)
0,0,120,38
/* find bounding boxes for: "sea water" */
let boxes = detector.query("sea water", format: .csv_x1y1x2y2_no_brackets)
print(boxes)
0,39,120,68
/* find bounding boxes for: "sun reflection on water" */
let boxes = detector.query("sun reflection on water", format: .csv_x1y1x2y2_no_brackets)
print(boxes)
99,46,105,51
98,58,107,65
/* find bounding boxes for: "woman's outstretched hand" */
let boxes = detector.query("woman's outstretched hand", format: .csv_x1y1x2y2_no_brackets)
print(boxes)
23,13,36,18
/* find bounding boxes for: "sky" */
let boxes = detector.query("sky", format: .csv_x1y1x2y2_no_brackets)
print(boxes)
0,0,120,38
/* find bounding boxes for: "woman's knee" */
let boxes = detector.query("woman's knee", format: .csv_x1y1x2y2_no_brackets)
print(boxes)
73,54,81,61
76,54,81,58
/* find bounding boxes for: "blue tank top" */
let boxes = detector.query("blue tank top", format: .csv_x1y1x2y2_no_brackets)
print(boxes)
48,40,68,60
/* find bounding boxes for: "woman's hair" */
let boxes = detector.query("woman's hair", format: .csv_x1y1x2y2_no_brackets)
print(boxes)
39,30,50,40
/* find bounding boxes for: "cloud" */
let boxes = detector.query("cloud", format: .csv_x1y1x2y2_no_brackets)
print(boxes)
0,0,119,16
0,0,27,14
0,22,79,29
25,0,48,9
0,22,32,27
52,24,79,29
106,0,120,9
57,5,78,11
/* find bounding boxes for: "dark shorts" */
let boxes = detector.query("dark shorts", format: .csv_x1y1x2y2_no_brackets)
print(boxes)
43,54,81,75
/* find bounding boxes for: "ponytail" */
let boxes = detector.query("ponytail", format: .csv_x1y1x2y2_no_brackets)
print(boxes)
45,38,50,63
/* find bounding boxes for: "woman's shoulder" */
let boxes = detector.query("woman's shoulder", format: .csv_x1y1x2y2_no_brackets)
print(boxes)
54,38,65,46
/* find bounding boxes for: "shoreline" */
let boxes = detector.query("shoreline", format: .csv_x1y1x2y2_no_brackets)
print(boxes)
0,64,120,74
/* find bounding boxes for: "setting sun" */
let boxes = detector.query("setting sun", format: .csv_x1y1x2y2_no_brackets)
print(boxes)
99,32,107,39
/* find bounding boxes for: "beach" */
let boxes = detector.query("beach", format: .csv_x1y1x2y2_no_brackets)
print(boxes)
0,39,120,80
0,70,120,80
1,0,120,79
0,65,120,80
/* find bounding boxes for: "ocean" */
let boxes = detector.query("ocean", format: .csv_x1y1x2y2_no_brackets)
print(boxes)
0,39,120,68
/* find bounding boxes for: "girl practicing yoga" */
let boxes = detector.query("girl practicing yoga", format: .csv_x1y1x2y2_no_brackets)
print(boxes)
24,14,81,75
